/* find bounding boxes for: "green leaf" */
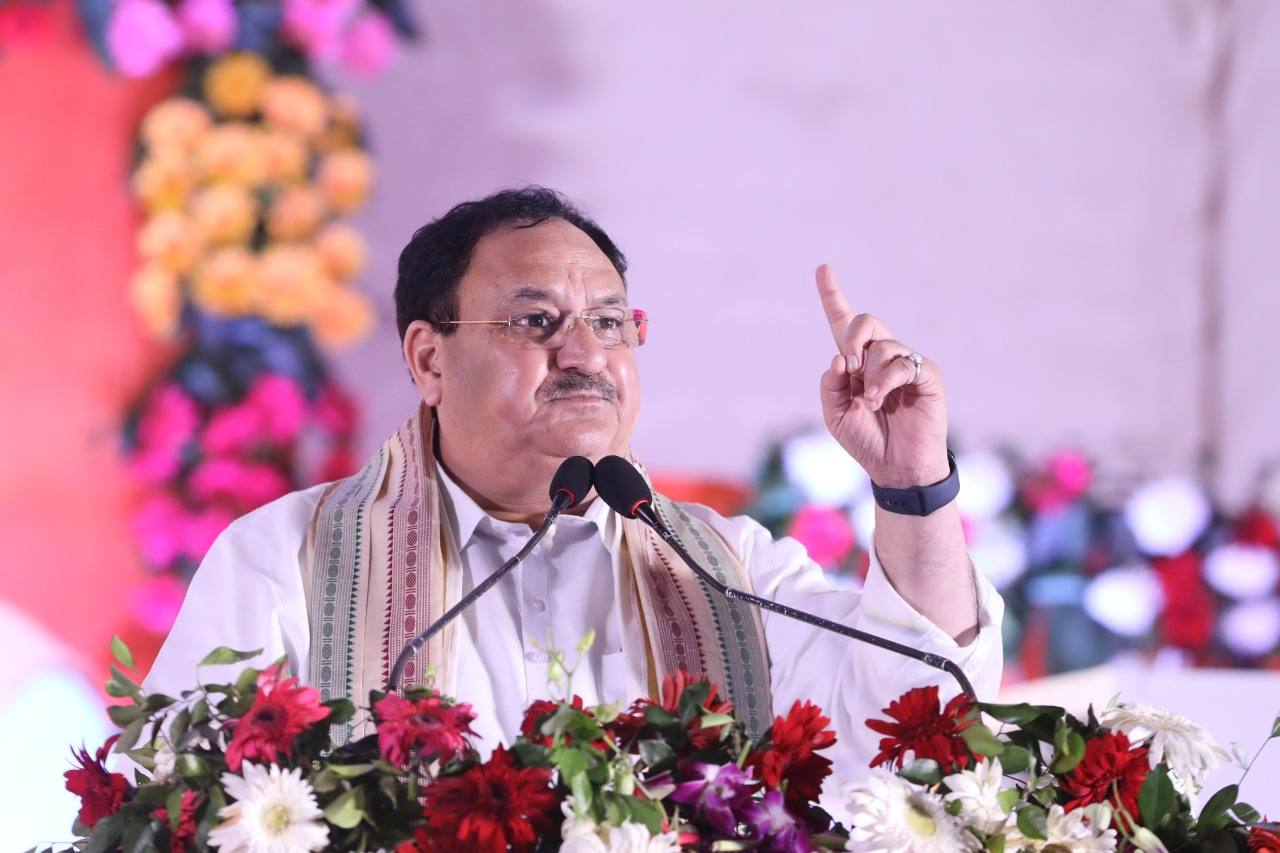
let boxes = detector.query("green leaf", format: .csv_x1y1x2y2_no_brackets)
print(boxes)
960,723,1005,757
327,763,376,779
324,788,366,830
107,704,142,727
637,738,676,769
168,706,192,744
1233,802,1261,825
106,665,142,700
176,753,211,780
642,705,676,728
997,788,1020,814
1138,764,1177,829
116,716,148,753
111,636,136,671
998,744,1032,774
83,814,125,853
987,834,1005,853
898,759,943,786
699,713,736,729
1271,711,1280,739
571,765,593,812
978,702,1065,726
552,747,590,780
310,769,339,793
1048,730,1085,775
1197,784,1238,832
591,699,624,725
577,629,597,652
120,820,156,853
1014,804,1048,841
132,784,171,808
326,699,356,727
166,788,188,832
190,700,210,727
198,646,263,667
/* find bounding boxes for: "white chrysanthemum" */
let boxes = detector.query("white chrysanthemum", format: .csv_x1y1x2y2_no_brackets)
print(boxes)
845,770,980,852
1102,702,1228,796
1005,803,1117,852
943,758,1009,835
152,742,177,784
208,762,329,853
560,801,679,853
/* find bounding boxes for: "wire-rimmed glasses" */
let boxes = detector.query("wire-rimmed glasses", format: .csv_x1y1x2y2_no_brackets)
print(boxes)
442,307,649,349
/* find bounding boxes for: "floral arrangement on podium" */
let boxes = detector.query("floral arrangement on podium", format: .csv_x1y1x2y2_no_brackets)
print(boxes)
48,639,1278,853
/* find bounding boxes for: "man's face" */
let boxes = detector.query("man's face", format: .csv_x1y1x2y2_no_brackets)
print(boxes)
428,218,641,479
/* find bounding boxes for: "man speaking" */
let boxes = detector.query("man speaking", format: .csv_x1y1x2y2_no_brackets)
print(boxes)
142,186,1003,801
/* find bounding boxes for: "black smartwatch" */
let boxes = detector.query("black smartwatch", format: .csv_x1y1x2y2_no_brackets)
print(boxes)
869,451,960,516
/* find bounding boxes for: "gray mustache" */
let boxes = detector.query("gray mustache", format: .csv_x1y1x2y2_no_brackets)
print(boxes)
537,371,618,403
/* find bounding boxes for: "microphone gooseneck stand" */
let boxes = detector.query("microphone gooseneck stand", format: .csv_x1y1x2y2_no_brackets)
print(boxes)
593,455,977,700
386,455,594,691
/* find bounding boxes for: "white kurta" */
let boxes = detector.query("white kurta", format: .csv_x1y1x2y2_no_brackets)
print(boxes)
143,467,1003,811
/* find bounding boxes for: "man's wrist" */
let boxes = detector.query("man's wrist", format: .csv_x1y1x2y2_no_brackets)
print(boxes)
870,451,959,516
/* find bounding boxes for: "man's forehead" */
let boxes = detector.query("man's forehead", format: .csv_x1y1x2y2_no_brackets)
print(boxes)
462,220,626,303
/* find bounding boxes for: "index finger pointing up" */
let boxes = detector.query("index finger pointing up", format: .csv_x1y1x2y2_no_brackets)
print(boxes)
816,264,856,350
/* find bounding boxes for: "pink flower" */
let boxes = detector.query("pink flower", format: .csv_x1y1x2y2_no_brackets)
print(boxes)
1024,449,1093,512
201,403,263,455
106,0,184,78
225,664,330,772
787,505,854,567
374,693,477,767
341,11,396,77
175,0,235,54
183,506,236,562
314,383,357,438
281,0,360,61
132,574,187,634
190,457,292,509
133,494,188,569
245,374,307,444
130,385,200,483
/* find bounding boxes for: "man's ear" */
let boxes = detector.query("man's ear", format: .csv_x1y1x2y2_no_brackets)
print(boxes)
403,319,444,406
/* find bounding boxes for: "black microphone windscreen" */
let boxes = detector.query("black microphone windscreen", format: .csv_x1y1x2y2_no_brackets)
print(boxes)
592,455,653,519
550,456,595,509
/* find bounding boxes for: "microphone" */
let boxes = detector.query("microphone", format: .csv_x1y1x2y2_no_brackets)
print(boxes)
386,455,595,690
592,455,977,700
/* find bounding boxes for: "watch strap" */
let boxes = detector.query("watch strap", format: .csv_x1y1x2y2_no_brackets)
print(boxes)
869,451,960,516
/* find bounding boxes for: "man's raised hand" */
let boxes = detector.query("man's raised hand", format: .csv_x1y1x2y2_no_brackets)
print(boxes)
815,264,950,489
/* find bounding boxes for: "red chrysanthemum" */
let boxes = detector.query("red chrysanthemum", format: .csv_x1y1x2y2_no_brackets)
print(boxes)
64,734,130,829
375,693,477,767
1061,731,1150,823
745,700,836,809
152,789,201,853
866,685,976,772
1248,820,1280,852
519,694,591,747
422,745,558,853
610,669,735,751
224,663,330,771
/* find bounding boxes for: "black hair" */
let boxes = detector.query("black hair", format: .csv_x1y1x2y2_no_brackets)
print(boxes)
394,186,628,340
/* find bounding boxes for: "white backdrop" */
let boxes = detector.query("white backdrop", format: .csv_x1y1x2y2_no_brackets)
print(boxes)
326,1,1280,506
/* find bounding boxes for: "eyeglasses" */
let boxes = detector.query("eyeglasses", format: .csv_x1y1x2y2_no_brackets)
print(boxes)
442,307,649,349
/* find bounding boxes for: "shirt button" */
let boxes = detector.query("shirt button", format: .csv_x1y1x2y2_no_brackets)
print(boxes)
525,650,549,663
529,598,547,612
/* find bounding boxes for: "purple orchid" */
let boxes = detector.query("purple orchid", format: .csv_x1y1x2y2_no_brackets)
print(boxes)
670,762,757,836
743,790,815,853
